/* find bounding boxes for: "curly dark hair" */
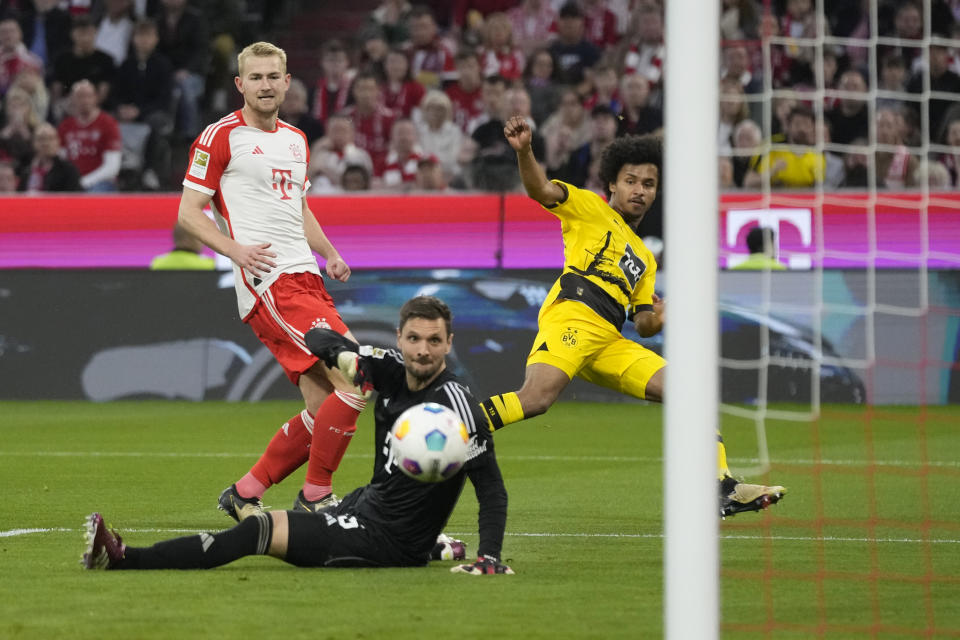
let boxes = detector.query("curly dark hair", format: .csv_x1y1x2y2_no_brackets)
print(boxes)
598,134,662,198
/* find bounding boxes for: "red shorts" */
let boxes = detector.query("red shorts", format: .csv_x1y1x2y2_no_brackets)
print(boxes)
246,272,350,385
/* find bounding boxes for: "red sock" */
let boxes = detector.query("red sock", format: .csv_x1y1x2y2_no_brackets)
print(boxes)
304,391,365,499
246,410,314,493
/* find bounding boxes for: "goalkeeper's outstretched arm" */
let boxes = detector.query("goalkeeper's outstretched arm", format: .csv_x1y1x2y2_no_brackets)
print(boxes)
467,451,508,561
503,115,565,207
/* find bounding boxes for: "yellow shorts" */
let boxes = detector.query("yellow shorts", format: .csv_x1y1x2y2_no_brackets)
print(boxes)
526,299,666,400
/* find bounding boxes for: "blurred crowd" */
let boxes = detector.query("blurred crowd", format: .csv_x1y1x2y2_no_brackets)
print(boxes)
720,0,960,190
0,0,276,192
0,0,958,194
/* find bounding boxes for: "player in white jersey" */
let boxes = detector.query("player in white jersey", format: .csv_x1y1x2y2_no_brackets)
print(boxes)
177,42,366,520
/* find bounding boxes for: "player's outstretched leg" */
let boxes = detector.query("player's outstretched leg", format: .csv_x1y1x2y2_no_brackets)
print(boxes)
481,363,571,431
81,511,277,570
719,475,787,518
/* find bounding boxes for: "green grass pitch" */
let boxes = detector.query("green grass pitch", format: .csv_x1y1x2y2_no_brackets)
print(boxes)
2,401,959,639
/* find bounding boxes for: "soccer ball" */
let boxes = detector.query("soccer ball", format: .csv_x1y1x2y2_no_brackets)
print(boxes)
390,402,470,483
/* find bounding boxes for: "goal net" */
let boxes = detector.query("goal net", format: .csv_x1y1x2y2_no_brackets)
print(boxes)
714,0,960,636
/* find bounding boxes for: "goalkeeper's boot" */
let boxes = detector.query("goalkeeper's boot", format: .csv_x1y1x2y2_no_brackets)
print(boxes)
719,475,786,518
292,490,340,514
218,484,264,522
81,512,126,570
431,533,467,561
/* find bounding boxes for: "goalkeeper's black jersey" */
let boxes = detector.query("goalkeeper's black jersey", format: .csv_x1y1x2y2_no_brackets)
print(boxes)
338,346,506,562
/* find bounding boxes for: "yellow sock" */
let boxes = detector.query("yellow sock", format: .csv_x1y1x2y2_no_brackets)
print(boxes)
717,432,730,479
481,393,525,431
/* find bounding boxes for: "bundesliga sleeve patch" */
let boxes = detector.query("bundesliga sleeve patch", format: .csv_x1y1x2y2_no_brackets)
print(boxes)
189,148,210,180
359,345,388,359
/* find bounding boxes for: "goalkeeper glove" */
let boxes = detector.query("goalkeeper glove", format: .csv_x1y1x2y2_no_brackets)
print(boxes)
305,328,373,398
451,555,514,575
335,350,374,399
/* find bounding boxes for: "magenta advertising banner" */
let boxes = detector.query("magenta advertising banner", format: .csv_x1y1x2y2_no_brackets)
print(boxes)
718,192,960,269
0,191,958,269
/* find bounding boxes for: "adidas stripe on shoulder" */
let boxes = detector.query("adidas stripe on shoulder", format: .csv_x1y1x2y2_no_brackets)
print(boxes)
198,113,240,148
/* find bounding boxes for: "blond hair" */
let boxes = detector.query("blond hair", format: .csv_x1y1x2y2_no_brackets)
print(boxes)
237,41,288,76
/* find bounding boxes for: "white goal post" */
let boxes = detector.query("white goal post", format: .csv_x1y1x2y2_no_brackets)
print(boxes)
663,0,720,638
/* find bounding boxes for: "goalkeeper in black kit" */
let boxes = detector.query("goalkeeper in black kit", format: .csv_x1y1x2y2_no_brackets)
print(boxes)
81,296,513,575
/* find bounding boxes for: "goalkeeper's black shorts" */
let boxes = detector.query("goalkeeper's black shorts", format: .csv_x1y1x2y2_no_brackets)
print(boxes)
283,509,427,568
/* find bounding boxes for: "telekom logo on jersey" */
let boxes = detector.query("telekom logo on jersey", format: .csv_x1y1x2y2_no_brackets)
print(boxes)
271,168,294,200
725,208,813,269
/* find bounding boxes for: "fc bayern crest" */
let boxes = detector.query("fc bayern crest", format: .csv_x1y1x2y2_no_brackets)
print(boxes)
290,144,303,162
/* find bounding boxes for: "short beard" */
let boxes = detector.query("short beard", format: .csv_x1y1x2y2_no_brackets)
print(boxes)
611,199,645,226
406,361,441,383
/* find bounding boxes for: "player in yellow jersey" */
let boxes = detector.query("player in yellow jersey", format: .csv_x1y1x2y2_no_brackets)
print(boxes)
481,116,785,517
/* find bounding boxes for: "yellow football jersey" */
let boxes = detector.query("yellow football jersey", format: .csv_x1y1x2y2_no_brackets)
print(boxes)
540,180,658,330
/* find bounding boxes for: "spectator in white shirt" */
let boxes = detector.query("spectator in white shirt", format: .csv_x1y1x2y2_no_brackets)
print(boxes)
95,0,134,66
415,89,462,181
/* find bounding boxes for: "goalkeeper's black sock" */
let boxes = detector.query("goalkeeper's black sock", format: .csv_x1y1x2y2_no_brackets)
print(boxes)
480,393,525,431
118,513,273,570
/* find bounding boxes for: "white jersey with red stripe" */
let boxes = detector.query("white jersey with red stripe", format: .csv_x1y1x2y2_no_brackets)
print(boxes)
183,110,316,319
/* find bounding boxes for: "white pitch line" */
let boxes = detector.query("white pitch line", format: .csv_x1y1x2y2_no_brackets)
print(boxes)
1,450,958,468
0,451,375,459
0,527,75,537
745,457,960,469
465,532,960,545
4,527,960,546
0,451,309,459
